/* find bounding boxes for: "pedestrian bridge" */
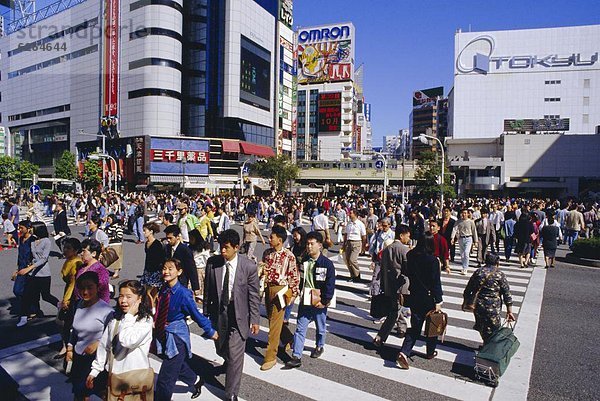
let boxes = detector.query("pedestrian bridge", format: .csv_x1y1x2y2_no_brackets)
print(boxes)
296,160,418,185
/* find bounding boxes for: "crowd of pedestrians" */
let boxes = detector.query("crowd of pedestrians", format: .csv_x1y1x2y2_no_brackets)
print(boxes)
2,187,599,399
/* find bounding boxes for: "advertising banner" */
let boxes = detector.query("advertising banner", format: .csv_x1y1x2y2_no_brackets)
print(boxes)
318,92,342,132
102,0,119,117
134,136,146,174
503,118,570,132
149,137,210,175
297,24,354,84
279,0,293,28
413,86,443,109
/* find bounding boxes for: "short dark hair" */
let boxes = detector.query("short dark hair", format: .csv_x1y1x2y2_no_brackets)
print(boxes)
480,208,489,215
163,213,174,224
547,215,555,225
76,271,99,288
81,238,103,259
271,225,288,242
395,224,410,239
218,229,240,247
90,215,102,226
143,221,161,234
31,221,49,239
18,220,32,229
413,233,435,255
1,213,7,220
62,237,82,253
164,258,182,270
164,224,181,237
188,229,208,252
273,215,287,225
306,231,323,244
485,252,500,266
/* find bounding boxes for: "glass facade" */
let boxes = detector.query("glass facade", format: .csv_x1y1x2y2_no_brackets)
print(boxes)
181,0,276,147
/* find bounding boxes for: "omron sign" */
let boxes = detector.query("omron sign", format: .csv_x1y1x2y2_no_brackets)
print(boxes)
457,35,598,74
298,25,351,43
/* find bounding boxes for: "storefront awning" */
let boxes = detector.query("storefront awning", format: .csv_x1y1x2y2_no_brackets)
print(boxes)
239,142,275,158
221,140,240,153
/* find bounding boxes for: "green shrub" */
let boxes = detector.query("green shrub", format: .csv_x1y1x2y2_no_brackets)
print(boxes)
571,237,600,260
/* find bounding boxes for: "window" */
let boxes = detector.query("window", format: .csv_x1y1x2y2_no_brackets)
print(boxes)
584,79,591,89
583,114,589,124
544,98,561,102
544,115,560,119
544,80,561,85
583,97,590,106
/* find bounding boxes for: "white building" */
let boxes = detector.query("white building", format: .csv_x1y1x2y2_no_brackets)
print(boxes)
448,24,600,196
451,24,600,139
295,22,356,161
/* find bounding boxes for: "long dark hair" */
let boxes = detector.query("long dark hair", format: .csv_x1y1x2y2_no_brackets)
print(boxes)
115,280,153,321
291,226,307,259
412,233,435,255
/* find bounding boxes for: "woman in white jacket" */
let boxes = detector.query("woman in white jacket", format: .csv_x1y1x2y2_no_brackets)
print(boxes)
86,280,154,400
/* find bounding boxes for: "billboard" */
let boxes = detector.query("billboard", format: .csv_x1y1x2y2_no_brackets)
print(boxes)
318,92,342,132
297,23,354,84
413,86,443,109
149,138,210,175
279,0,293,28
102,0,120,117
503,118,570,132
240,35,271,111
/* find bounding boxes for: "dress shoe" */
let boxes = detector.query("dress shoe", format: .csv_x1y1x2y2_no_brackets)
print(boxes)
191,378,203,399
425,351,438,360
285,356,302,368
372,336,382,347
396,352,409,370
310,346,324,359
260,359,277,371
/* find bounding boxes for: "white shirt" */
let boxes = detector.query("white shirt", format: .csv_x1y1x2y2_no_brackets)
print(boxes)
223,254,238,298
313,213,329,231
90,314,153,377
346,219,366,241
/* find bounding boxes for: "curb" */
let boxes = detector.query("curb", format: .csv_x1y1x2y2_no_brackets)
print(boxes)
564,252,600,268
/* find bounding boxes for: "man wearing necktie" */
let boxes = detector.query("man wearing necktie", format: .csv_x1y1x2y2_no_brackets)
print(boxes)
203,229,260,401
475,208,496,268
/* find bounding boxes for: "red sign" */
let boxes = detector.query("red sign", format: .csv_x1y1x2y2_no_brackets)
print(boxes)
134,136,145,174
318,92,342,132
150,149,210,163
103,0,120,116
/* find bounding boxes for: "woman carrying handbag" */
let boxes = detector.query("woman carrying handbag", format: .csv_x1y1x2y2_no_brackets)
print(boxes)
396,233,444,370
87,280,154,401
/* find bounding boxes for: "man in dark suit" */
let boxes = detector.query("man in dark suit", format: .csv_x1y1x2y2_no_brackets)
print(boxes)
164,225,202,300
475,208,496,267
203,229,260,401
52,202,71,251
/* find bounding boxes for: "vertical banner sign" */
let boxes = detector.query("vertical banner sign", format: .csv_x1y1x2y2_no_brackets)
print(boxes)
103,0,119,117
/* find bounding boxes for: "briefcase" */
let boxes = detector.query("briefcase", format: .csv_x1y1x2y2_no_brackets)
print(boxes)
370,293,393,319
424,310,448,339
475,325,520,387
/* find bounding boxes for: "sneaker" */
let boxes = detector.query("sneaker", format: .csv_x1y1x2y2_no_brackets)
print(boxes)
396,352,409,369
461,270,467,276
16,316,28,327
285,356,302,369
310,347,324,359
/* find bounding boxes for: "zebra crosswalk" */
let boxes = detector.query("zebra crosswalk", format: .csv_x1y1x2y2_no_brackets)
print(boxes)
0,253,544,401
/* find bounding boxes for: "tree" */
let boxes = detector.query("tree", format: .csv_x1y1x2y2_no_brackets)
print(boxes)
55,150,78,181
250,155,299,193
82,159,103,189
15,160,39,186
0,156,18,186
414,150,456,199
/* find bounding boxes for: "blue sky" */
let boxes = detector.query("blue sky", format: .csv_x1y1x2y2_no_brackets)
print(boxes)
294,0,599,146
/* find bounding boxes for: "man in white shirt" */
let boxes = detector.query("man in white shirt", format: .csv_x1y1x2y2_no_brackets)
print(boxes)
343,209,367,282
312,208,331,251
488,203,504,254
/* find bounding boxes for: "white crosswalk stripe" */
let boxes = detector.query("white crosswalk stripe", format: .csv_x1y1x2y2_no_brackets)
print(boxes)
0,246,538,400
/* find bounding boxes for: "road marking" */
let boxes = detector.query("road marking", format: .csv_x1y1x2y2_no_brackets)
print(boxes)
0,334,62,360
492,262,547,400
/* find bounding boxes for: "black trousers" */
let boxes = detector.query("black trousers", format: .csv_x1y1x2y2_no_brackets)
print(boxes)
155,335,198,401
20,276,60,317
377,301,399,342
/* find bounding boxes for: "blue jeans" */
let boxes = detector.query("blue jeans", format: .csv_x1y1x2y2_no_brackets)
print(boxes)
504,236,514,261
565,229,579,248
459,237,473,271
292,305,327,358
283,303,294,322
134,216,146,242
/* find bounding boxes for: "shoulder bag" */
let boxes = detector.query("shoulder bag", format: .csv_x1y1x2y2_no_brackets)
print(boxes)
107,320,155,401
100,247,120,268
462,267,497,312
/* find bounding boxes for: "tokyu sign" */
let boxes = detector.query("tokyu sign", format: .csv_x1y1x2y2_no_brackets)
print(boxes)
457,35,598,74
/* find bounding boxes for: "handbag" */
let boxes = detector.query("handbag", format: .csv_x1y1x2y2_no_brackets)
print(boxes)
424,310,448,339
462,267,497,312
370,293,393,319
100,247,120,268
108,320,155,401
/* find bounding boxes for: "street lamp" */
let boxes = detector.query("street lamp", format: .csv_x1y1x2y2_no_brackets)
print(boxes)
374,151,388,202
89,153,118,192
78,130,107,189
417,134,445,212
